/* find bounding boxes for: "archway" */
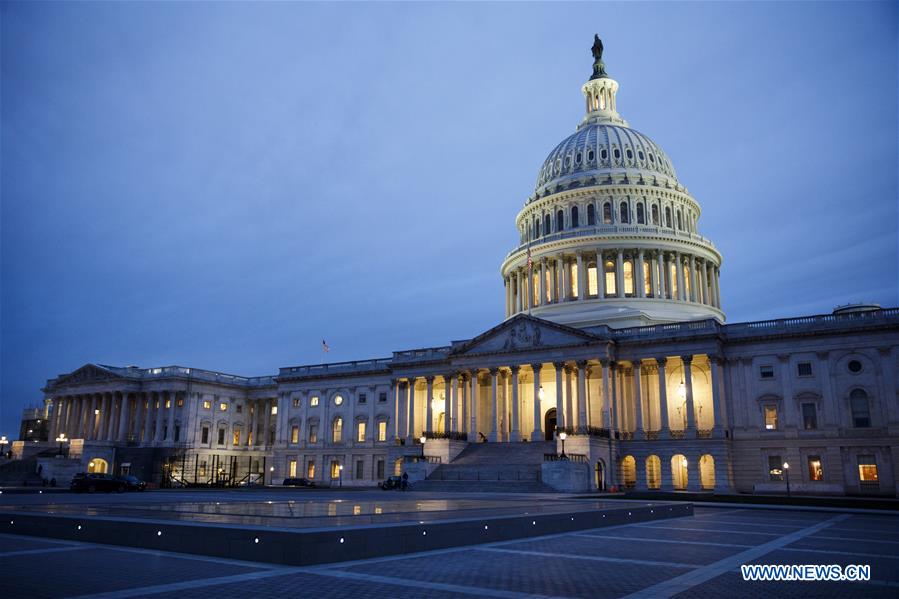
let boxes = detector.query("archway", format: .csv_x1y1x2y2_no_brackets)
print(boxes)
700,455,716,490
646,455,661,489
671,454,688,490
544,408,557,441
620,455,636,489
87,458,108,474
595,460,606,491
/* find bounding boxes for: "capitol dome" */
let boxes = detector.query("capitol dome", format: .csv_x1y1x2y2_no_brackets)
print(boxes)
500,37,724,329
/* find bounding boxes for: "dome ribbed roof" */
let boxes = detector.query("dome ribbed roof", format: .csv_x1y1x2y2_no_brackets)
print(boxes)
535,123,677,194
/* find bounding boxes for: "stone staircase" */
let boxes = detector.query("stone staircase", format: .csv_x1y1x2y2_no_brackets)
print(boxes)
414,441,556,493
0,456,44,486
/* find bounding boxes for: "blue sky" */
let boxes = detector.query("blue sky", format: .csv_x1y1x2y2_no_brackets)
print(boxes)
2,1,896,436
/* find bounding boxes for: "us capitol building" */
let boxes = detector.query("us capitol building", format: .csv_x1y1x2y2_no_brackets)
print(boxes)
18,38,899,497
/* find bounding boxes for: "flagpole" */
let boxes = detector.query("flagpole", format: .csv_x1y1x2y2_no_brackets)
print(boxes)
526,222,533,317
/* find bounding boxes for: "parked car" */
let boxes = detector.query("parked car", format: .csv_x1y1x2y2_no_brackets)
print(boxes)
70,473,125,493
118,475,147,491
379,475,403,490
282,477,315,487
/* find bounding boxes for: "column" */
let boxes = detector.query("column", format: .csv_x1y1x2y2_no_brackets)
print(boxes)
153,393,164,443
135,394,146,443
99,393,110,440
561,257,570,301
394,380,403,439
596,250,606,298
106,393,118,440
615,250,625,298
167,391,177,444
510,366,520,442
688,255,697,302
89,394,99,440
817,352,837,426
598,361,610,428
407,378,416,441
425,376,434,434
650,251,659,298
526,265,534,310
488,368,499,442
609,362,619,431
48,398,59,441
576,253,585,300
504,277,510,317
276,393,287,445
565,366,574,428
469,372,478,442
460,373,468,435
657,358,670,438
712,267,721,307
637,250,646,298
539,260,547,305
675,252,686,301
531,363,543,441
633,360,644,439
557,257,567,301
448,374,457,433
710,355,725,436
699,259,709,304
118,394,131,442
683,356,696,434
248,399,257,445
576,361,588,429
658,252,668,298
553,362,565,429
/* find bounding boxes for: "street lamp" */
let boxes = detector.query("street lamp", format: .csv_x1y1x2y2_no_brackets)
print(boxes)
55,434,68,457
558,432,568,460
338,464,344,487
783,461,791,498
0,436,8,459
419,435,426,458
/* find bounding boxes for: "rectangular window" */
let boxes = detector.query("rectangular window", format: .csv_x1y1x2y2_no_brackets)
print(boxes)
232,427,241,446
355,460,364,480
545,268,552,302
759,365,774,379
358,393,367,404
289,459,297,478
807,455,823,481
310,396,319,407
569,262,578,298
379,392,387,403
764,406,778,430
378,421,387,442
604,261,616,296
532,271,540,306
290,425,299,444
669,262,678,298
587,264,598,296
199,461,207,477
357,421,366,443
292,398,300,407
768,455,783,481
801,403,817,430
308,424,318,443
797,362,813,377
271,406,277,415
201,426,209,444
217,428,225,445
202,400,211,410
236,404,243,414
643,261,651,296
858,455,878,484
850,396,871,428
376,459,385,479
332,418,343,443
330,460,341,479
177,398,184,407
307,460,315,479
163,425,168,440
165,399,171,409
174,425,180,442
623,261,634,295
219,402,228,411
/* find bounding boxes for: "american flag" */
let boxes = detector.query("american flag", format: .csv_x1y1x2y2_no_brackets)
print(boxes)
321,339,330,353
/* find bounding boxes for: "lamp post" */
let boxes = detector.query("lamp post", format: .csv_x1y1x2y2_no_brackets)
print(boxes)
338,464,343,487
559,431,568,460
55,434,67,457
269,465,274,486
0,436,8,459
783,461,791,498
419,435,426,458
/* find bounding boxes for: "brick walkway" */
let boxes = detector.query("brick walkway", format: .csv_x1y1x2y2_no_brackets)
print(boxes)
1,506,897,598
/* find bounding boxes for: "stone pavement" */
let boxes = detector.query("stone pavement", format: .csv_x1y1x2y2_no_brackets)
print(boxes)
1,505,897,598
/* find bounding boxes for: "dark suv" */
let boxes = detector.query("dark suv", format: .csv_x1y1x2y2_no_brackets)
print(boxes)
70,473,125,493
282,477,315,487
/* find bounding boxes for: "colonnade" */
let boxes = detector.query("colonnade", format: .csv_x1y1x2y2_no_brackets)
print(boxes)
48,391,182,444
504,248,721,317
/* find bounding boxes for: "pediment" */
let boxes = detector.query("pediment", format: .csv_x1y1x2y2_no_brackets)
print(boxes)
452,314,598,356
53,364,123,387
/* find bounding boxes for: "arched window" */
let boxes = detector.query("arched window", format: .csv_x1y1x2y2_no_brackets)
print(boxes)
613,148,621,160
672,454,688,490
332,417,343,443
625,148,633,160
544,214,551,236
646,455,661,489
620,455,636,488
587,149,595,162
556,210,564,232
623,259,634,296
600,148,608,161
665,207,672,228
700,455,716,490
587,204,596,226
587,262,598,296
677,209,683,230
603,202,613,224
651,204,660,225
604,260,616,296
636,202,645,224
571,206,579,228
619,202,629,224
535,219,541,238
849,389,871,428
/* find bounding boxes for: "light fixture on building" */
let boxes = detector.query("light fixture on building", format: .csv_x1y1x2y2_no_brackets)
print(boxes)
677,379,686,400
538,386,545,401
682,457,688,467
94,409,100,415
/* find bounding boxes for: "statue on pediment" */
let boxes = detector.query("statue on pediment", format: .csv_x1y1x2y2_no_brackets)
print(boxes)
503,321,542,350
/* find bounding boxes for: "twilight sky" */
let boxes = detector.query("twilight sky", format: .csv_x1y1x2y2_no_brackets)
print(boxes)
1,2,896,437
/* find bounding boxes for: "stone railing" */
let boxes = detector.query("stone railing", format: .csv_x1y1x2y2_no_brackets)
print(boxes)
391,347,452,363
279,358,392,378
423,431,468,441
697,429,714,439
402,455,441,464
544,453,588,463
669,430,687,440
644,431,661,440
556,425,611,439
506,224,718,259
129,366,276,387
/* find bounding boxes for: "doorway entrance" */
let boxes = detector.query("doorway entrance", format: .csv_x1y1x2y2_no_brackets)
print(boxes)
544,408,557,441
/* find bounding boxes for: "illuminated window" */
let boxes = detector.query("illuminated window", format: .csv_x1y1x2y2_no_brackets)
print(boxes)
807,456,823,481
334,395,343,406
669,262,678,298
532,271,540,306
310,396,319,407
764,406,778,430
587,204,595,225
232,427,241,446
330,460,341,479
332,417,343,443
643,261,651,296
378,421,387,442
308,423,318,443
177,398,183,407
857,455,878,484
619,202,629,223
569,262,578,298
307,460,315,479
571,206,579,227
623,260,634,296
802,403,817,430
587,263,598,296
271,405,278,414
544,268,551,302
651,204,659,225
849,390,870,427
292,398,300,407
289,459,297,478
604,260,616,296
290,425,299,444
683,264,691,298
165,399,171,409
768,455,783,481
636,202,645,224
199,461,207,477
603,202,612,224
203,400,211,410
219,402,228,412
357,421,366,443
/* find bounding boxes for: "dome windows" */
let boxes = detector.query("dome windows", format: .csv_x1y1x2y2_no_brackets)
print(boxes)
571,206,579,228
636,202,645,224
603,202,613,224
676,209,683,230
604,260,616,296
626,148,634,160
665,207,672,228
651,204,660,225
619,202,630,224
556,210,564,232
575,152,582,164
600,148,608,161
564,155,571,167
587,149,595,162
649,153,655,163
587,204,596,226
638,150,645,161
613,148,621,160
544,214,551,236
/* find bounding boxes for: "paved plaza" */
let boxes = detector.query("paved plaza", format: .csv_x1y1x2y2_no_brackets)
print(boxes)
0,490,896,598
